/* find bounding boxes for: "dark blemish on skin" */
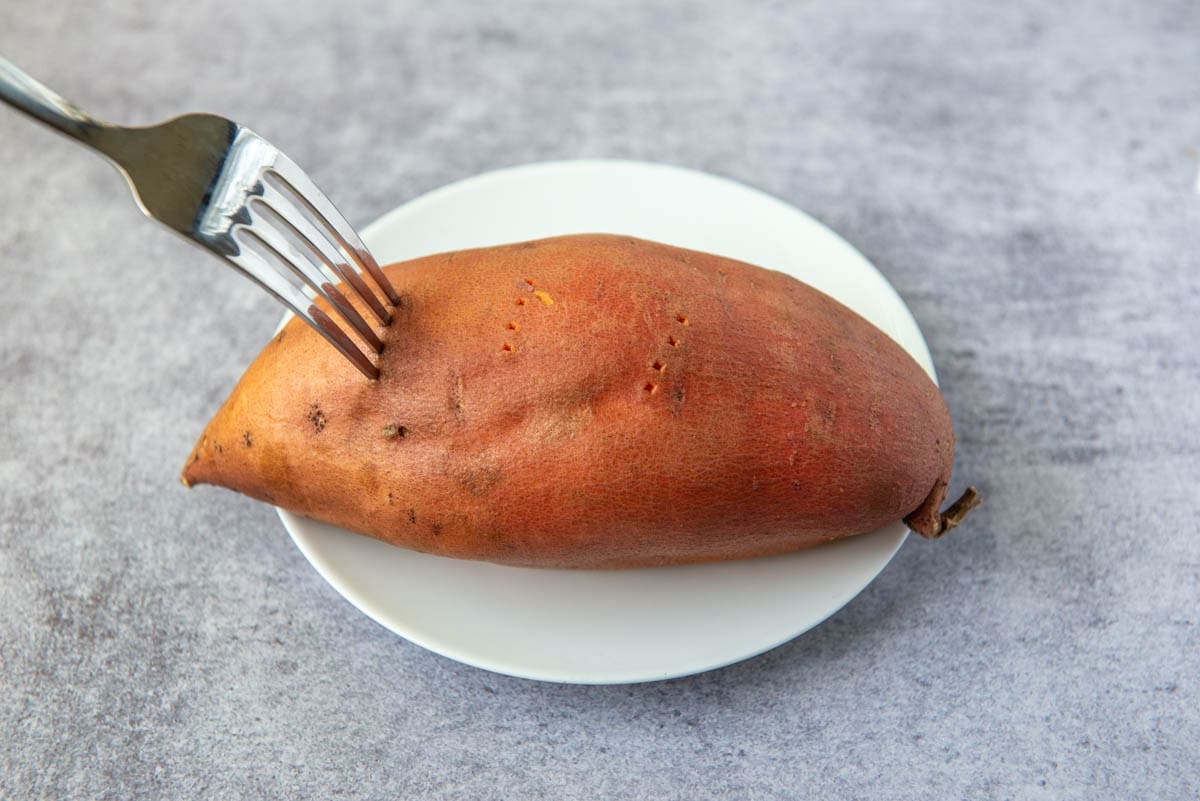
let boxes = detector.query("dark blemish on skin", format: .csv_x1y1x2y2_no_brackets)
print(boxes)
214,443,224,454
450,374,465,422
431,523,443,536
810,398,838,432
668,336,679,347
459,464,502,496
408,509,417,524
307,404,327,432
506,322,519,331
652,360,665,372
516,297,527,306
791,479,803,491
501,343,514,352
242,432,253,448
387,492,395,506
275,330,285,344
382,423,408,439
643,382,657,394
676,314,689,326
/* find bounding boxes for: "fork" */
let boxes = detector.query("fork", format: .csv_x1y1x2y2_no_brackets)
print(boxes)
0,56,397,379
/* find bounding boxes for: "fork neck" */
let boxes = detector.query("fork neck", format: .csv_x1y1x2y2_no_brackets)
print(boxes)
0,56,109,146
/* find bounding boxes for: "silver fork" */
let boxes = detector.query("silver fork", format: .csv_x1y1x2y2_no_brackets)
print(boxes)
0,56,397,379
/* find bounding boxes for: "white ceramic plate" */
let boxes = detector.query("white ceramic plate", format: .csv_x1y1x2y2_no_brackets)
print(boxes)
278,160,935,684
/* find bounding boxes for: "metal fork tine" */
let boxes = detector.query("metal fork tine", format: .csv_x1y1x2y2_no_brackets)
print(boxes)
231,228,379,380
260,170,392,325
265,154,402,306
248,195,384,353
308,305,380,380
316,283,383,353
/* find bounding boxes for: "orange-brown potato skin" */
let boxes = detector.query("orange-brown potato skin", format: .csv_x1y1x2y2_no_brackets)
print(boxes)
183,234,960,568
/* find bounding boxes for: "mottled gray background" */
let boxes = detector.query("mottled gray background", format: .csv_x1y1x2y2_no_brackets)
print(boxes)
2,1,1197,798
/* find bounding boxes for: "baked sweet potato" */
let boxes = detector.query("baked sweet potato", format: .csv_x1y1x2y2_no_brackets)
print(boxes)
182,234,978,568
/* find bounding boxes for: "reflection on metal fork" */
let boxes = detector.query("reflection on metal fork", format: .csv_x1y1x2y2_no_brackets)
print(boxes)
0,55,395,379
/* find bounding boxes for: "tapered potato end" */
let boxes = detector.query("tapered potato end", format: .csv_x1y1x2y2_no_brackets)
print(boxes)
177,320,322,508
180,438,213,489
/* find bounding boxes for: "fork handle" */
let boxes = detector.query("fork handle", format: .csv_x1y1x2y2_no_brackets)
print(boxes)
0,56,106,143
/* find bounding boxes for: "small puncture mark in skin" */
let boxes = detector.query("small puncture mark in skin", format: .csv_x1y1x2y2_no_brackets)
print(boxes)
382,423,408,439
242,432,253,448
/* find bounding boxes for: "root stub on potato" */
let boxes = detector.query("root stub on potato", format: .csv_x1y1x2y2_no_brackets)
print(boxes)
182,234,979,568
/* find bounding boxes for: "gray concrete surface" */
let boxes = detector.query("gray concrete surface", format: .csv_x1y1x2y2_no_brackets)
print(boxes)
1,1,1197,798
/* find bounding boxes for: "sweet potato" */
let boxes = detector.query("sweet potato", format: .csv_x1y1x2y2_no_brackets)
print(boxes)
182,234,978,568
